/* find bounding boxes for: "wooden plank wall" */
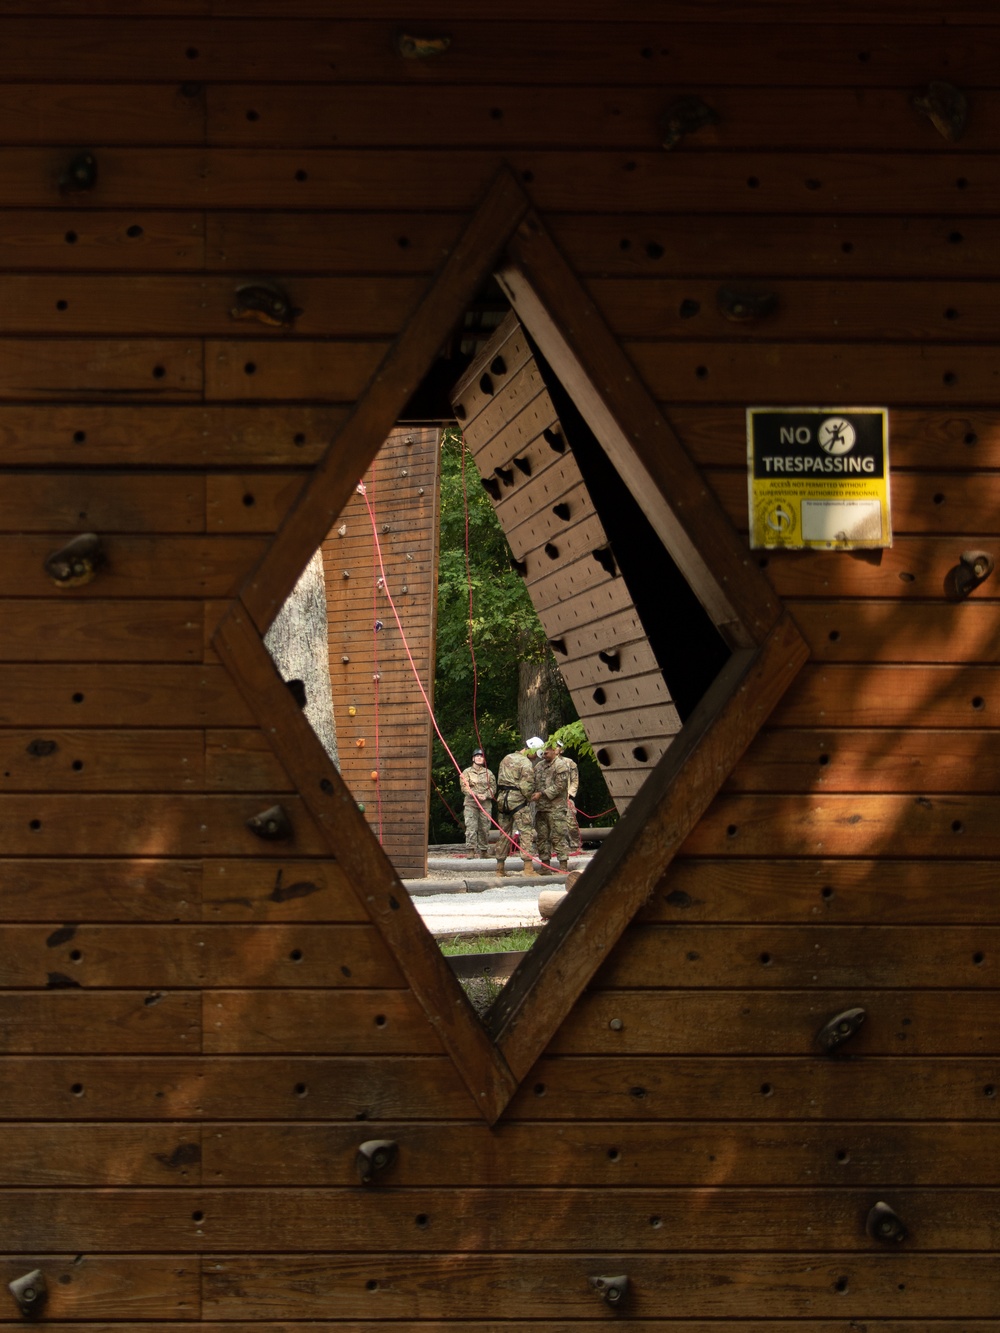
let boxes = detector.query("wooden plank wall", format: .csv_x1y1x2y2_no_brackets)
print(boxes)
0,2,999,1330
321,425,438,880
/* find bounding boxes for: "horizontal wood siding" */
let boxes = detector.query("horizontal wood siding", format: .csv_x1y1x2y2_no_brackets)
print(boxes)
0,5,997,1333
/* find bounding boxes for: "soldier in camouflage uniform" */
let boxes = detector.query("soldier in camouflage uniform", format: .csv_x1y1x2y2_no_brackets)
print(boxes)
459,748,496,858
494,737,543,877
556,740,581,853
531,740,575,873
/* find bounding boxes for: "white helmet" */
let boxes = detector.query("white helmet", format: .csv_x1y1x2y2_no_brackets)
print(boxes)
525,736,545,753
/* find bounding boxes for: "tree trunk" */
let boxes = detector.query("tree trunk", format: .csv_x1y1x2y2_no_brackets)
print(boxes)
264,550,338,765
518,655,554,740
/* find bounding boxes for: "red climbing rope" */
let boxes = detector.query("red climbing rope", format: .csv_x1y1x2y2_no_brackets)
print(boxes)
459,433,484,753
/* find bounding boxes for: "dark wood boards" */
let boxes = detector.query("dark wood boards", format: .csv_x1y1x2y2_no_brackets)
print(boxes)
491,615,809,1081
0,922,402,987
648,858,1000,924
0,1056,476,1119
4,1185,1000,1251
0,9,998,1331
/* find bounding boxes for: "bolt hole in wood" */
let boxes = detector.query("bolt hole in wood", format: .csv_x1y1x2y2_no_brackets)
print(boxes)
533,1082,546,1096
952,820,964,833
828,629,840,641
191,1210,204,1223
841,241,854,254
246,109,259,121
71,1083,84,1096
973,951,985,965
607,1148,621,1161
126,224,143,238
649,1215,662,1228
818,753,830,766
835,1277,849,1294
972,696,985,710
56,299,67,311
152,365,166,379
985,1084,997,1097
293,1082,308,1097
835,1148,849,1162
821,886,834,900
747,176,759,188
760,1083,773,1096
965,431,978,445
933,492,945,504
619,237,631,251
374,1014,387,1027
244,362,257,375
943,372,957,385
415,1213,430,1228
945,307,959,320
64,230,77,244
69,949,82,962
72,692,84,703
646,241,664,259
73,430,86,442
759,952,772,965
366,1280,379,1292
295,169,308,182
726,824,738,837
957,177,969,189
29,819,41,831
289,948,303,962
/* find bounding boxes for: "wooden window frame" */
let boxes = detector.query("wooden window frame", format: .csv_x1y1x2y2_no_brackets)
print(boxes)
212,167,808,1123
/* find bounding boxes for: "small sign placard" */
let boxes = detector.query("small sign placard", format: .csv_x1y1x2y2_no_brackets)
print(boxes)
747,407,891,550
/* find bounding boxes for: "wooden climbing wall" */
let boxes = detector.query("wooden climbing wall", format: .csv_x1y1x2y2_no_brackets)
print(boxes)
0,3,999,1331
452,313,684,811
321,425,439,880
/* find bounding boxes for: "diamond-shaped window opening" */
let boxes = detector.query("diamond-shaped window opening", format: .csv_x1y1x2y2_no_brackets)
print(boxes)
213,169,808,1123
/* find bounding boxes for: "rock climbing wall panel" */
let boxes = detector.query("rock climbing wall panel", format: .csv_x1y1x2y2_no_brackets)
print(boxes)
452,313,682,808
321,426,439,879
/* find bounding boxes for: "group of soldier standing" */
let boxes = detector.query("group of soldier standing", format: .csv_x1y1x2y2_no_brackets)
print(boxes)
458,737,579,877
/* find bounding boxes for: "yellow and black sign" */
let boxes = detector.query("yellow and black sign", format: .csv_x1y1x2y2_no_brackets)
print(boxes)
747,407,891,550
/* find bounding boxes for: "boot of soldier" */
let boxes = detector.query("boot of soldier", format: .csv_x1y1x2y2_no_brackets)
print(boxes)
558,858,569,872
521,858,536,875
495,860,506,877
536,859,555,875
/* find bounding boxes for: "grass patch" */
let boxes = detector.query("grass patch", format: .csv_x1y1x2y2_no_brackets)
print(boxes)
439,926,540,955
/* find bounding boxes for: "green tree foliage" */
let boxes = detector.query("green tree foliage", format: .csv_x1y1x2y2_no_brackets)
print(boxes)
430,428,615,842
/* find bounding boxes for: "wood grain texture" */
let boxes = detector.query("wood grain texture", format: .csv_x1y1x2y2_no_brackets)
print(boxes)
732,727,1000,792
0,1056,476,1120
646,858,1000,924
0,729,204,789
203,1252,1000,1319
492,615,808,1079
0,1257,197,1320
3,1185,998,1252
239,166,530,633
0,990,200,1051
0,535,268,599
553,989,1000,1054
0,404,344,466
506,1056,1000,1121
0,923,401,987
212,603,516,1119
0,859,202,922
0,603,204,662
0,19,995,83
204,1118,1000,1186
